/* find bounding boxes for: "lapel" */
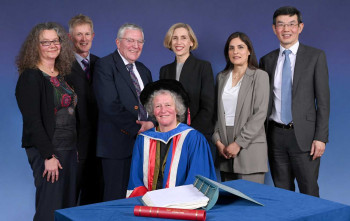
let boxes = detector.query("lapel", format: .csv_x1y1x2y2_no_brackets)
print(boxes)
112,50,138,97
135,62,149,86
269,49,279,90
218,70,231,144
165,53,195,82
218,70,231,114
293,44,305,96
89,54,99,82
72,60,89,82
234,68,254,127
179,53,195,83
167,59,177,80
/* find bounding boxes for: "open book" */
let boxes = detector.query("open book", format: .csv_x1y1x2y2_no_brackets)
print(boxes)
140,175,263,210
141,184,209,209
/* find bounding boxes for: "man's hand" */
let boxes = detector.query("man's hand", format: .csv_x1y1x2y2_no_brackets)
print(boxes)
310,140,326,160
136,120,154,134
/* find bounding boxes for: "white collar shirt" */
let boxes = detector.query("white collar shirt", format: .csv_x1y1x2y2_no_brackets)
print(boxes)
270,41,299,123
74,52,90,70
118,50,144,90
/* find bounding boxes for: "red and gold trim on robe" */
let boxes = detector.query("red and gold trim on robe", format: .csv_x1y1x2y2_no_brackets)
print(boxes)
143,129,192,190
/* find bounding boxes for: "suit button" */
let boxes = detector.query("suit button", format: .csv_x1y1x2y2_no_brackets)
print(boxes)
134,106,139,110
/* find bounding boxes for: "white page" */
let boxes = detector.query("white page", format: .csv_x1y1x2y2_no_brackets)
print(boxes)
142,184,209,209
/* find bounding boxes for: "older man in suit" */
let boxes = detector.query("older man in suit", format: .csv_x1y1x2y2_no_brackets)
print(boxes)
66,14,103,205
93,23,154,201
259,6,330,197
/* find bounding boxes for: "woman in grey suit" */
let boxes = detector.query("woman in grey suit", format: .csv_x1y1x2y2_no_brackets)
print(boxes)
212,32,269,184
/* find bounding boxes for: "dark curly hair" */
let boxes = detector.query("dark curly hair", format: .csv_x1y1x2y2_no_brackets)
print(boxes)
16,22,74,75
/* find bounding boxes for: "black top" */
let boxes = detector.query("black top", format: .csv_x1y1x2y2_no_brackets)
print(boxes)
15,69,87,159
159,53,215,139
156,141,171,190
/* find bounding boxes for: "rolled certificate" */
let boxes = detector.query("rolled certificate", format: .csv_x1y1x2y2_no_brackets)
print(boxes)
134,205,206,221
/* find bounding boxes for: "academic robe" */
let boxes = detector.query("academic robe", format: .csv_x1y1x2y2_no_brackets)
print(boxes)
127,123,216,196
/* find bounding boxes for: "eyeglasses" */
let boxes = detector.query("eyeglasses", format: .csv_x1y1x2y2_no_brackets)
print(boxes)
275,23,299,29
120,38,145,45
40,39,61,46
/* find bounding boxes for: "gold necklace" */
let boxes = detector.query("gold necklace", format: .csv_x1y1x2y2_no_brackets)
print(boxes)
38,64,56,76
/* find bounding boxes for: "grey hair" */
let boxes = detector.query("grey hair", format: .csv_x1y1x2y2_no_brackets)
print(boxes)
117,23,144,39
144,89,186,122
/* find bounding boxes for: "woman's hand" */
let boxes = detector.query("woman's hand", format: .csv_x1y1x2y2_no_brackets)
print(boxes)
224,142,241,158
216,140,229,159
43,156,63,183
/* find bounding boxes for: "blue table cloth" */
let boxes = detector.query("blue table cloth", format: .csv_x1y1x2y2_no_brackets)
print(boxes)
55,180,350,221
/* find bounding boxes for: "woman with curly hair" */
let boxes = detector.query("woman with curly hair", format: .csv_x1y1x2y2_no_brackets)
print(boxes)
15,22,77,221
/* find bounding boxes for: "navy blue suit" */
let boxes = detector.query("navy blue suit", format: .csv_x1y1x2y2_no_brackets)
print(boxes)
93,49,152,200
66,54,104,205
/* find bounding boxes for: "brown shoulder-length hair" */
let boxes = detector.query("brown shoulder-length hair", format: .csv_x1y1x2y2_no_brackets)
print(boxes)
223,32,258,72
163,23,198,51
16,22,74,75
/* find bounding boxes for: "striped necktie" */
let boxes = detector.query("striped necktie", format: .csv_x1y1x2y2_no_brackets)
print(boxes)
81,58,90,80
126,63,147,121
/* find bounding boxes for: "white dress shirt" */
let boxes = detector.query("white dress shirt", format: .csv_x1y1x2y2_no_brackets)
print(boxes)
118,50,146,120
270,41,299,124
222,71,243,126
118,50,145,90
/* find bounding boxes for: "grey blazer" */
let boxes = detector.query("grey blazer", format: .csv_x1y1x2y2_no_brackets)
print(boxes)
259,44,330,151
212,68,269,174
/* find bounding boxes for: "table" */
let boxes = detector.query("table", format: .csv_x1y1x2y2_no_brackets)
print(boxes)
55,180,350,220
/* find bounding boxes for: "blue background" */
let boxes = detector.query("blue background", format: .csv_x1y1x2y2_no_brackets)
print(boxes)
1,0,349,220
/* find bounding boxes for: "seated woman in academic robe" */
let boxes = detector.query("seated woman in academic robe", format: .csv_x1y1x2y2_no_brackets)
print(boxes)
127,79,217,197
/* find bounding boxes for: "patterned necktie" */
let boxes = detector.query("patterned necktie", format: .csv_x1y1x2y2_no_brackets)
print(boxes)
126,63,147,121
281,49,293,124
81,58,90,80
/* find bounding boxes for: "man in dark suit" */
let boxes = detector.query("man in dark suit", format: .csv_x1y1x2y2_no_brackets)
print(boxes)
93,23,154,201
259,6,330,197
67,14,103,205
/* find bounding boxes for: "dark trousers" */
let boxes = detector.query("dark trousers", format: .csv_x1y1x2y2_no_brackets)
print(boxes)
26,147,77,221
267,124,320,197
220,171,265,184
76,157,104,205
101,157,131,201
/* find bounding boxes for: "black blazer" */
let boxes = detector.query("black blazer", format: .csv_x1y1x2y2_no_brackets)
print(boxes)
259,43,330,151
15,69,85,159
66,54,99,160
159,53,215,139
93,50,153,159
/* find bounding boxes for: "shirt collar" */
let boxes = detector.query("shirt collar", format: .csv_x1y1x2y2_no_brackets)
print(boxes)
74,52,90,63
279,41,299,56
117,49,133,66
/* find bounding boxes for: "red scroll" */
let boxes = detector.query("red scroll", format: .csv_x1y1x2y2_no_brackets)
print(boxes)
134,206,206,221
